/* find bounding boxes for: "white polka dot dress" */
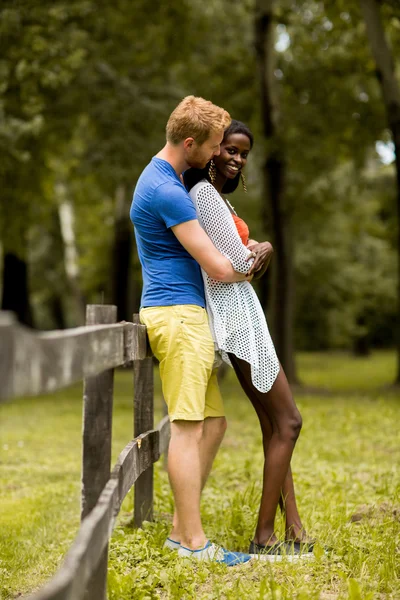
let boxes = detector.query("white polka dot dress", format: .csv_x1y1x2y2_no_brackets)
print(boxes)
190,180,280,393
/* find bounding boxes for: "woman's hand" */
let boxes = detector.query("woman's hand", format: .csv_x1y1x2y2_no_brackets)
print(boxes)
246,241,274,276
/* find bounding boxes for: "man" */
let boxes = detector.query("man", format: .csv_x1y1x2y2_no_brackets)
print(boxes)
130,96,252,566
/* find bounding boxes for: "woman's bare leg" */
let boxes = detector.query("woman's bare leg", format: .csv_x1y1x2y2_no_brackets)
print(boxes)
229,355,302,545
230,356,304,535
279,467,310,541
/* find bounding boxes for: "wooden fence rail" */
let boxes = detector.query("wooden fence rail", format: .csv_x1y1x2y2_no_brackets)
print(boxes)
0,305,169,600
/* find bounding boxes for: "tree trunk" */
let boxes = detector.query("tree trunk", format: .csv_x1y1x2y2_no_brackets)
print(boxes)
254,0,298,383
57,186,85,325
353,314,371,356
111,184,133,321
1,252,33,327
359,0,400,383
256,262,271,314
49,293,67,329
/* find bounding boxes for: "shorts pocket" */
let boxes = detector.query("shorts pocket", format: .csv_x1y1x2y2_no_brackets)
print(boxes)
177,305,207,326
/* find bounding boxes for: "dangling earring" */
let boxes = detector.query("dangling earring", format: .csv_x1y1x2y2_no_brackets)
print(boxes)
208,160,216,184
241,171,247,193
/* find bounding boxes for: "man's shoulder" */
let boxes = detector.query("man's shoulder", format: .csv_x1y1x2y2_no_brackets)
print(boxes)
134,170,185,204
154,179,189,201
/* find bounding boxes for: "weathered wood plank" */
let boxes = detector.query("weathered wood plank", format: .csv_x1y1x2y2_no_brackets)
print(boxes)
123,320,149,363
111,430,160,503
132,314,154,527
25,429,161,600
0,317,149,402
157,415,171,457
26,479,119,600
82,305,116,600
0,312,17,400
81,306,117,520
161,398,169,469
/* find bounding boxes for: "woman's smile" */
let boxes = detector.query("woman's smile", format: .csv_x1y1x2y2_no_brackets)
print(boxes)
225,163,241,176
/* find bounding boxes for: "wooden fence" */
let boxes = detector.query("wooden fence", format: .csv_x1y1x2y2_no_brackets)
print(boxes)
0,305,170,600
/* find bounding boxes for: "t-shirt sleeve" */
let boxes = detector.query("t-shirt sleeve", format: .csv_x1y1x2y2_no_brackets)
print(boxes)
192,182,253,274
152,182,197,228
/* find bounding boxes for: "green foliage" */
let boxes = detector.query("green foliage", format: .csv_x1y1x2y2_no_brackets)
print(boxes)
0,1,92,255
0,0,398,348
294,161,397,350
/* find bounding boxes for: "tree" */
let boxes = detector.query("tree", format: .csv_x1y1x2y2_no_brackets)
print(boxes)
359,0,400,381
64,0,192,320
254,0,298,382
0,0,193,323
0,1,92,325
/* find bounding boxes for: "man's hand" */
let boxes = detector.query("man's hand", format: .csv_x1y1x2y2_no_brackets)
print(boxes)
246,241,274,276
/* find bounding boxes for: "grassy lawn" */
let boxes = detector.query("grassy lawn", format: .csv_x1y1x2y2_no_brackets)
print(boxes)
0,351,399,599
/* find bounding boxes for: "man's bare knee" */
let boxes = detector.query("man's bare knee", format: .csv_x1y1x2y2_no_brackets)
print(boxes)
204,416,227,437
217,416,228,436
171,420,204,444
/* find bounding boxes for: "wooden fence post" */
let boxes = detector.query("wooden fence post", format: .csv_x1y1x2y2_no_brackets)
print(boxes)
81,304,117,600
0,312,16,401
133,314,154,527
162,398,169,471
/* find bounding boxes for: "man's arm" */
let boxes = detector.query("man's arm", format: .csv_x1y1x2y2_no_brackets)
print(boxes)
172,220,252,283
193,182,255,276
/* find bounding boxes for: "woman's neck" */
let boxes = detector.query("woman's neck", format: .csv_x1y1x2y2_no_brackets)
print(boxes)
213,171,227,194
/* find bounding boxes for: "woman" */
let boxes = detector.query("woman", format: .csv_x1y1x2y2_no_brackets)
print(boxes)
184,120,314,558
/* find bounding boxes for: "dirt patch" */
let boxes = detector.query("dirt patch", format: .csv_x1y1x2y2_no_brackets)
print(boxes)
350,502,400,523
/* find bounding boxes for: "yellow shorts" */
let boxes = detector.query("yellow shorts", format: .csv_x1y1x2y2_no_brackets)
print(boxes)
140,305,224,422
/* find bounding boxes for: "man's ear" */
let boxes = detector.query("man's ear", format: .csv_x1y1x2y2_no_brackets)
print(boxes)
183,137,195,150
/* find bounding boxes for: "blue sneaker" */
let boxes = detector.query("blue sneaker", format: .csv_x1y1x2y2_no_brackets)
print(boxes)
178,540,251,566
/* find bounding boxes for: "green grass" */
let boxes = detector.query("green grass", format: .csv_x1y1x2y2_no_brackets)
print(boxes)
296,350,397,392
0,352,399,599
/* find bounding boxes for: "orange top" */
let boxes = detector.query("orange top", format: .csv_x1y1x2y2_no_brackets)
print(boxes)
232,214,250,246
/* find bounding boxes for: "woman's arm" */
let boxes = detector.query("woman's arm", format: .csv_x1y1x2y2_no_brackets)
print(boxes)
192,182,254,275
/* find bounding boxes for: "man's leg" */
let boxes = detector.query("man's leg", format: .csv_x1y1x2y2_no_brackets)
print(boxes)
141,307,246,562
200,416,227,488
170,363,227,542
168,420,208,550
143,306,219,548
200,366,227,489
139,306,208,549
170,416,227,543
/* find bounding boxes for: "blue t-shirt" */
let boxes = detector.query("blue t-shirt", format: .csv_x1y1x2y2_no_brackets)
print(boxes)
130,157,205,308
